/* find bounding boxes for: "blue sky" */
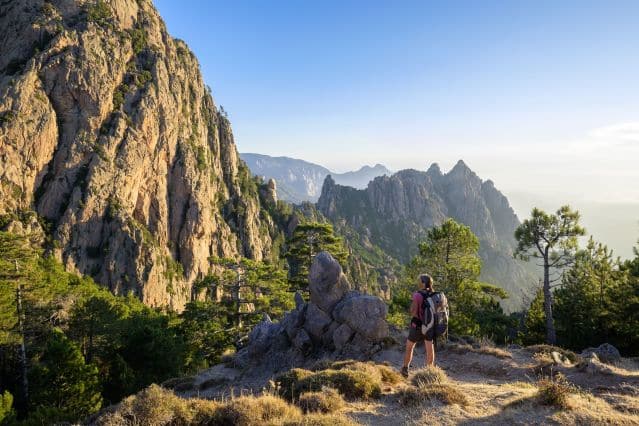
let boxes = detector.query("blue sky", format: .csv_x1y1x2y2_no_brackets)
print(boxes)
154,0,639,256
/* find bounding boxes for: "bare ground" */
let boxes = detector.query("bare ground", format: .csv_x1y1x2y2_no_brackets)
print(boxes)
182,340,639,425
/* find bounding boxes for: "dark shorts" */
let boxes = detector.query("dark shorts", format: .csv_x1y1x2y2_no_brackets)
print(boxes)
408,325,432,343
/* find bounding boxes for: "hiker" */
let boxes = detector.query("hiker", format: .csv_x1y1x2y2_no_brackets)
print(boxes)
401,274,443,377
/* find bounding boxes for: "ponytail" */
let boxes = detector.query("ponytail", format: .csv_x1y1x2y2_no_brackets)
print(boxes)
420,274,434,292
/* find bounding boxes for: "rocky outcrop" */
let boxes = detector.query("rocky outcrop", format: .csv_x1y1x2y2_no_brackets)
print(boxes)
0,0,281,310
317,162,537,310
580,343,621,365
235,252,389,367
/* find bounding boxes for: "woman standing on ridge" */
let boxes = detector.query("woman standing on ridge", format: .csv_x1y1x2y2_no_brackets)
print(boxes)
401,274,436,377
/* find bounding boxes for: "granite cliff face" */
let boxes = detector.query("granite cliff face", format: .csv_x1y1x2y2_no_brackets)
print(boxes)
318,161,536,310
0,0,279,310
241,153,391,203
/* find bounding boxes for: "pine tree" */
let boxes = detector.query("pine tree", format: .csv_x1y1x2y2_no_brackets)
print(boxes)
521,288,546,345
0,391,14,423
28,329,102,422
404,219,510,339
554,238,621,349
286,222,348,292
0,232,42,412
514,206,586,344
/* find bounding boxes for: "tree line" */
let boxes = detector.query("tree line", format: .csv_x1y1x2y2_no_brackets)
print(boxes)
517,207,639,354
0,233,296,424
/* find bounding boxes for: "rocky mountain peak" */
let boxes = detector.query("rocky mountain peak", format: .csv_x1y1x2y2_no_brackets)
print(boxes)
426,162,443,177
317,164,535,310
447,159,475,178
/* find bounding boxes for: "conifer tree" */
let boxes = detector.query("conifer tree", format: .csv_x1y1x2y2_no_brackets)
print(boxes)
285,222,348,292
515,206,585,344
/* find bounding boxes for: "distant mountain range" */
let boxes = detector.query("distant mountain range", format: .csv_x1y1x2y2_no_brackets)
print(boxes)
242,154,537,310
240,153,391,203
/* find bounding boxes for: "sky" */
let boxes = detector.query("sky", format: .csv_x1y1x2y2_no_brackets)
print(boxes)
154,0,639,258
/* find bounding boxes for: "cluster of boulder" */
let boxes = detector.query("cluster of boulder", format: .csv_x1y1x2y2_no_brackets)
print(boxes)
235,252,390,366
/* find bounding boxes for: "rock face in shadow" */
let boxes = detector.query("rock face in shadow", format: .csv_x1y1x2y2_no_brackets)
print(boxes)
0,0,281,310
236,251,389,368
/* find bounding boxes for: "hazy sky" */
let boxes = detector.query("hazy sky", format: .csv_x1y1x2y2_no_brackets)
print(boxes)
154,0,639,256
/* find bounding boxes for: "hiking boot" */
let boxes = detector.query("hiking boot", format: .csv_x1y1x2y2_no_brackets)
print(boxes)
401,366,409,378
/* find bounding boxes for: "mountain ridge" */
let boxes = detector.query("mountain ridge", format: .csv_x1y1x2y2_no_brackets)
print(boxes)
240,152,391,203
317,162,536,310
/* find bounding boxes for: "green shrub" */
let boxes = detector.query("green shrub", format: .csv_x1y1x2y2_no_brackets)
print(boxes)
87,0,112,27
112,84,128,110
0,391,14,423
128,27,148,54
297,388,345,413
0,110,18,125
276,368,313,400
136,70,153,87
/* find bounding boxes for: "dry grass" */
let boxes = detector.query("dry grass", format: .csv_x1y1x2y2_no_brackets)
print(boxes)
213,394,302,425
298,369,382,400
310,360,403,385
411,366,448,387
291,413,359,426
276,363,384,401
91,384,220,425
530,352,562,379
537,373,579,410
90,384,360,426
297,388,345,413
525,344,581,364
397,383,469,407
445,342,513,359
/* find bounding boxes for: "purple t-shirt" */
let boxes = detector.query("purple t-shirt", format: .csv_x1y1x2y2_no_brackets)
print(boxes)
410,292,425,327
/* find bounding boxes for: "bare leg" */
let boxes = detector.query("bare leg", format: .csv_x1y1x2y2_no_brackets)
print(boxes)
425,340,435,366
403,340,417,368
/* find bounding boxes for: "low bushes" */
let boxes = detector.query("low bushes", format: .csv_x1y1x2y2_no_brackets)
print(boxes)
90,384,358,426
297,388,345,413
276,360,401,401
537,373,578,410
397,383,468,407
411,366,448,387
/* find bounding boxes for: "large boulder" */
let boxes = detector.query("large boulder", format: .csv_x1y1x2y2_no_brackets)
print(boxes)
238,251,389,363
247,315,282,356
303,303,333,340
293,329,313,354
332,294,389,340
333,323,355,350
281,308,305,340
580,343,621,365
309,252,350,312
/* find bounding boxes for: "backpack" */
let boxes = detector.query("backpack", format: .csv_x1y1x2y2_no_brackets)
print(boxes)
419,291,449,341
